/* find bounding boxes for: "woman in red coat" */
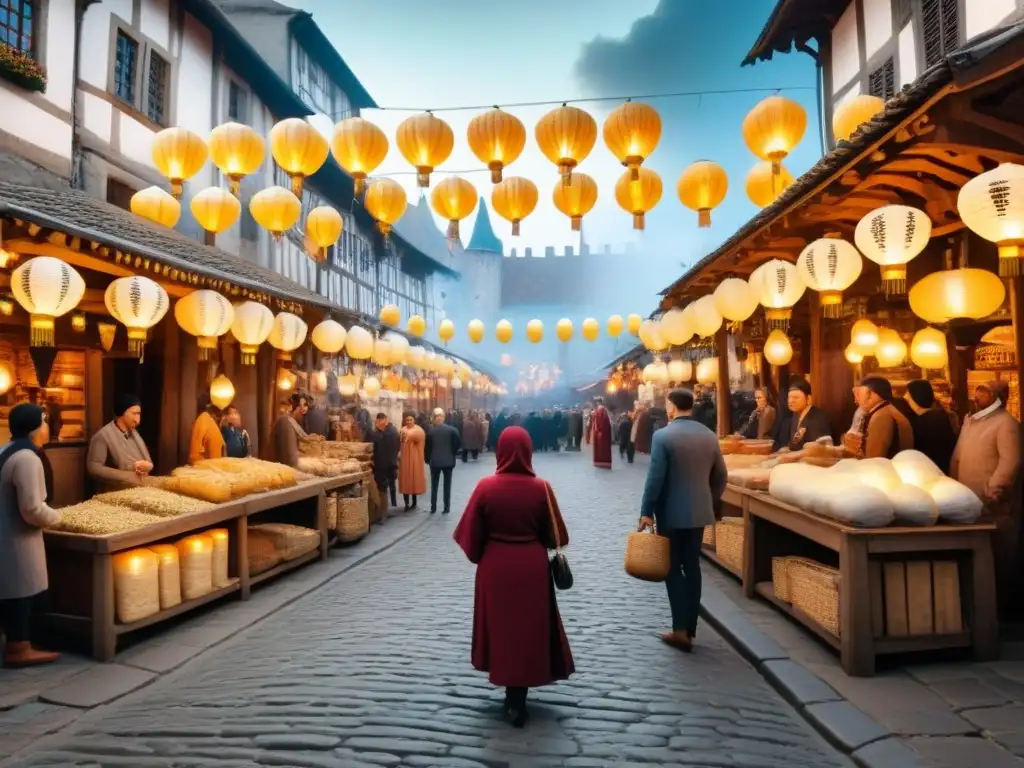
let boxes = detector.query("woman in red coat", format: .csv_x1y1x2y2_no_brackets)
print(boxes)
453,426,575,727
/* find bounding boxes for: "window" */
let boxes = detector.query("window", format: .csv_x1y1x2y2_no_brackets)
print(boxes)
228,80,248,123
292,43,352,120
868,58,895,100
892,0,913,28
0,0,34,56
106,178,137,211
114,30,138,104
146,51,169,125
921,0,959,68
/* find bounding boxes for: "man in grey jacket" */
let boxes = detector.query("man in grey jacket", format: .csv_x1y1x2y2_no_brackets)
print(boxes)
639,388,727,652
425,408,461,514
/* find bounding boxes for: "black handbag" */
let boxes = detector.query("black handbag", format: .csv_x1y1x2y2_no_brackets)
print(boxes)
543,482,573,590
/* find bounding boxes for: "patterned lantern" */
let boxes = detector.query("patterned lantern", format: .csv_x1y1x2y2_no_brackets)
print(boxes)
11,257,86,346
691,295,723,338
104,276,169,358
832,95,885,143
467,319,485,343
742,95,806,175
854,205,931,294
311,318,347,354
556,318,573,342
910,327,948,370
467,108,526,183
130,186,180,228
615,167,662,230
269,117,329,196
603,101,661,180
345,325,374,360
208,122,265,195
677,160,728,227
551,173,598,231
535,105,598,184
582,317,599,342
797,236,864,317
659,307,691,346
396,112,455,187
491,177,538,236
908,268,1006,323
330,117,388,196
753,259,806,330
379,304,401,327
627,313,643,336
606,314,624,338
174,290,235,360
230,301,274,364
850,318,879,354
305,206,343,263
496,319,513,343
526,319,544,343
209,375,235,410
267,312,308,361
713,277,758,323
957,163,1024,276
763,329,793,366
746,161,795,208
151,127,207,197
407,314,426,337
249,186,301,241
190,187,241,235
438,318,455,345
875,328,907,368
430,176,477,240
364,178,408,237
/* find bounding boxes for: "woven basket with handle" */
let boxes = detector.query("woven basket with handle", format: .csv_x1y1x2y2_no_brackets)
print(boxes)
337,495,369,542
624,520,671,582
714,517,744,571
247,530,281,575
789,558,841,637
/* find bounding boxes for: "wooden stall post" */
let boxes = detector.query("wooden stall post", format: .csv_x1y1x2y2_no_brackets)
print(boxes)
715,327,731,436
91,553,115,662
177,328,199,468
256,345,276,460
158,322,181,474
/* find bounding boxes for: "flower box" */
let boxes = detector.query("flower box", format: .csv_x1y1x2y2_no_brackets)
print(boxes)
0,43,46,93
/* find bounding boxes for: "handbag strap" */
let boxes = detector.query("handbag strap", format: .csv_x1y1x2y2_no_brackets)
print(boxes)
542,480,561,551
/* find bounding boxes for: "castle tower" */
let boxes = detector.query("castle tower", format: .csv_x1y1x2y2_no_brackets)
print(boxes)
456,199,504,322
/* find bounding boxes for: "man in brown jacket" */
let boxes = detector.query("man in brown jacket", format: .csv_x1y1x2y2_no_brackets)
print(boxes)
853,376,914,459
272,393,309,468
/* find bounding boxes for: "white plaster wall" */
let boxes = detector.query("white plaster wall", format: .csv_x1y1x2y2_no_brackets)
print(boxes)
140,0,172,51
966,0,1016,40
81,91,113,143
78,2,124,89
0,86,72,157
898,22,917,87
120,112,155,167
175,14,214,187
42,2,76,113
862,0,892,60
831,2,860,94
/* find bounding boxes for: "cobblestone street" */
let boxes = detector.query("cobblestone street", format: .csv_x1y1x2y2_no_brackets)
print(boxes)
9,452,849,768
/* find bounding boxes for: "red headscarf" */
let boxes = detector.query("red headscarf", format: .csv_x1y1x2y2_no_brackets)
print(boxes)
495,426,535,476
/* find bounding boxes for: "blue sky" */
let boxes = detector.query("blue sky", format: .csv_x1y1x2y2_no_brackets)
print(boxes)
294,0,821,309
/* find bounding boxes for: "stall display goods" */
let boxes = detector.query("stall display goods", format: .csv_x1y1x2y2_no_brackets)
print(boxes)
53,501,164,535
95,487,215,517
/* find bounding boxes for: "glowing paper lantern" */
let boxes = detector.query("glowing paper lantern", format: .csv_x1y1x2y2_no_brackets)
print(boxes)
763,329,793,366
379,304,400,327
385,332,409,364
209,375,235,410
526,319,544,343
582,317,599,341
305,206,343,263
496,319,514,343
535,104,597,183
345,325,374,360
174,290,235,360
603,101,661,179
832,95,885,143
627,313,643,336
551,173,598,231
696,357,718,385
845,344,864,364
208,122,265,195
677,160,728,227
130,186,180,228
639,319,667,352
467,108,526,183
659,308,691,346
407,314,426,337
850,318,879,353
746,161,795,208
667,358,692,383
276,368,297,392
556,318,574,342
0,365,11,395
438,318,455,344
372,339,393,367
797,236,863,317
249,186,301,240
362,376,381,397
614,167,662,230
230,301,274,364
11,257,86,346
606,314,624,338
311,318,347,354
875,328,907,368
467,319,485,343
908,268,1005,323
713,277,758,323
338,374,357,397
957,163,1024,276
407,345,426,368
364,178,408,237
742,95,806,174
910,327,948,370
491,176,538,235
267,312,308,361
151,127,207,197
753,259,806,330
396,112,455,188
691,295,723,338
269,117,329,196
854,205,931,294
330,117,388,196
190,187,241,235
430,176,477,240
104,276,169,358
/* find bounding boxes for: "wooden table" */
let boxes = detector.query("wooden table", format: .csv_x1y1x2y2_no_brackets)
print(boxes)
724,486,999,676
44,474,362,661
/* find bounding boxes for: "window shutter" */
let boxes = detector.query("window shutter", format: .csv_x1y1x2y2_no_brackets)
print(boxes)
940,0,959,55
921,0,959,68
869,58,895,100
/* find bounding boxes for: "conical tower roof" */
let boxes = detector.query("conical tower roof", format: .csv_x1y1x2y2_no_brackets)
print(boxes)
466,198,503,254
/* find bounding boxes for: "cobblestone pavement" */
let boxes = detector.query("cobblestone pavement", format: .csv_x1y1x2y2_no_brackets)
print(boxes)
12,452,849,768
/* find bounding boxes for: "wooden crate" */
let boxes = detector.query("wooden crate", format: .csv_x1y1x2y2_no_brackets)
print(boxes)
876,560,962,638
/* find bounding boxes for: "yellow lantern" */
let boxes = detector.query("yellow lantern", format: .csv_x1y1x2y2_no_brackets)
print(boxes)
763,329,793,366
0,364,12,395
910,327,948,370
850,318,880,353
174,289,235,361
11,256,86,347
742,95,807,175
230,300,274,364
311,318,347,355
713,277,758,323
379,304,401,328
854,204,931,294
439,318,455,345
551,172,598,231
151,127,207,197
582,317,599,341
364,178,408,237
249,186,301,240
746,161,795,208
696,357,718,385
832,95,885,143
556,318,573,342
431,176,477,240
372,339,393,367
526,319,544,343
957,163,1024,276
639,319,667,352
363,376,382,397
845,344,864,364
677,160,728,227
908,268,1006,323
496,319,513,343
267,312,308,361
130,186,180,228
659,307,691,346
208,122,265,195
104,276,170,358
277,367,297,392
614,167,663,230
209,375,235,410
190,187,241,235
627,313,643,336
753,259,806,330
691,295,723,339
305,206,343,263
330,117,388,196
467,319,485,343
338,374,358,397
797,236,863,317
467,108,526,183
345,325,374,360
491,177,538,236
875,328,907,368
385,332,409,364
407,314,426,337
603,101,661,180
535,104,597,183
606,314,624,338
396,112,454,187
667,358,692,383
269,117,329,196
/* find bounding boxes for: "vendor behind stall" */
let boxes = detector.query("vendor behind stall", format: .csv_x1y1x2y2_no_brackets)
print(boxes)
773,379,833,452
853,376,914,459
904,379,957,474
221,405,251,459
738,388,777,440
188,396,225,465
273,392,309,468
86,394,153,492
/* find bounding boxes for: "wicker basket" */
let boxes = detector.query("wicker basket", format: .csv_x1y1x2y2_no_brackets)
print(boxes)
772,556,792,602
176,534,214,600
624,529,671,582
337,495,369,542
789,558,841,637
112,549,160,624
249,523,320,561
209,528,230,587
298,436,325,458
148,544,182,610
714,517,744,571
702,525,715,548
247,530,281,575
326,494,338,531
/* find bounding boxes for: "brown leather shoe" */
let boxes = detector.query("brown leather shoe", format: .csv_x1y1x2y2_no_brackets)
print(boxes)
4,641,61,668
661,631,693,653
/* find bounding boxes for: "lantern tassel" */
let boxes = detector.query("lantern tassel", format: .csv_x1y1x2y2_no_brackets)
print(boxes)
129,339,145,360
821,302,842,319
354,176,366,197
447,220,460,241
240,347,257,366
29,320,55,348
417,169,430,188
571,216,581,232
633,213,645,231
489,163,502,184
511,220,520,237
290,175,304,197
229,177,242,196
881,276,906,296
998,244,1022,277
171,180,183,199
698,209,711,228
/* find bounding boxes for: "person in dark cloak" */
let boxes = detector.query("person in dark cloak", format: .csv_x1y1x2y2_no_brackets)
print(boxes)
490,409,508,451
617,409,635,463
523,412,542,451
416,411,430,434
541,410,555,452
552,408,565,452
370,413,401,510
568,407,583,451
508,409,522,427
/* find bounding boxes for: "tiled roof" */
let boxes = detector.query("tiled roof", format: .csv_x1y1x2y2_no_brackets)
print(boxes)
466,199,503,254
742,0,850,67
391,196,457,270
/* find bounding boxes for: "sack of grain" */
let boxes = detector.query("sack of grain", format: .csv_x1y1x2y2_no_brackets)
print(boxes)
54,501,163,535
148,544,182,609
209,528,231,586
176,534,214,599
248,523,320,561
95,487,215,517
113,549,160,623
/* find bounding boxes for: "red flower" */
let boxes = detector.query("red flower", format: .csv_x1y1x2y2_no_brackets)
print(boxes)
0,42,47,88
